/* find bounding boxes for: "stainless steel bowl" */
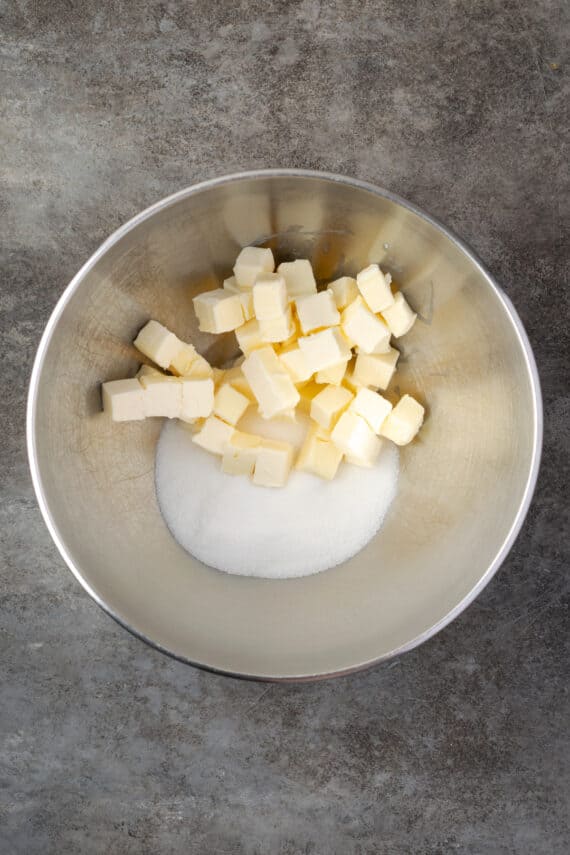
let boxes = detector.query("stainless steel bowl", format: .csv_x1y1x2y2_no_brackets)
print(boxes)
27,170,542,681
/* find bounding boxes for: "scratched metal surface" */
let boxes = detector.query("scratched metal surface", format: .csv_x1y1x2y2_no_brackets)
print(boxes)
2,1,569,853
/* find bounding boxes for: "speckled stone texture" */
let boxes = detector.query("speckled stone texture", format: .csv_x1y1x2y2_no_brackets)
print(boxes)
1,1,569,852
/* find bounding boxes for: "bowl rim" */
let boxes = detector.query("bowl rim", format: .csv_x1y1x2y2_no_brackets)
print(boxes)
26,168,543,682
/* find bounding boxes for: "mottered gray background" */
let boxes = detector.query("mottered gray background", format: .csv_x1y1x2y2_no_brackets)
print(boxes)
1,1,569,853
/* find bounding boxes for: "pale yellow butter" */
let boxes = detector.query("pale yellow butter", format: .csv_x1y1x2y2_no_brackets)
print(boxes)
331,410,382,467
310,385,353,431
381,291,417,337
134,320,181,369
233,246,275,289
214,383,250,426
295,290,340,334
252,439,294,487
341,297,391,354
381,394,424,445
356,264,394,313
102,378,145,422
192,415,235,455
277,259,317,299
352,347,400,390
349,387,392,434
193,289,244,333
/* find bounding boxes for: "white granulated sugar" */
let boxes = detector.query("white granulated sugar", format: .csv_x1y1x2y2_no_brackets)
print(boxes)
155,416,399,579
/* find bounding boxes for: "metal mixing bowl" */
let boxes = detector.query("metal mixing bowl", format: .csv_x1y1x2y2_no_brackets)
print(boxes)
27,170,542,681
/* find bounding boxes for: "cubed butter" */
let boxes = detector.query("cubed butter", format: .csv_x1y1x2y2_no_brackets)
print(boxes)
242,346,300,419
310,385,353,431
169,342,199,376
381,394,424,445
296,427,344,480
238,290,255,322
134,320,181,369
214,383,250,425
341,297,391,354
102,378,145,421
328,276,359,310
259,306,295,343
139,373,182,418
356,264,394,313
331,411,382,467
297,380,324,414
295,290,340,334
277,259,317,298
233,246,275,289
180,377,215,422
193,289,244,333
236,319,265,355
298,327,351,373
253,439,294,487
352,347,399,390
223,275,240,293
192,415,235,455
349,387,392,434
221,430,261,476
136,364,162,380
252,272,287,320
381,291,417,337
315,360,348,386
279,345,313,384
183,353,214,380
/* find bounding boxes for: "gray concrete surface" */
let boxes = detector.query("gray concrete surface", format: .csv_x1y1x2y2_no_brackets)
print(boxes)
1,1,569,852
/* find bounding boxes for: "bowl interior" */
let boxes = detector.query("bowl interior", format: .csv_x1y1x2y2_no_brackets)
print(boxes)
29,173,540,679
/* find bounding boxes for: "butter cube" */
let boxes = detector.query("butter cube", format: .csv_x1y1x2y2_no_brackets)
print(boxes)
222,430,261,476
223,275,240,293
134,320,181,369
169,342,198,376
136,364,162,380
277,259,317,298
352,347,399,390
253,439,294,487
184,353,214,379
192,415,235,455
381,291,417,337
214,383,250,425
180,377,214,422
139,373,182,418
242,347,300,419
233,246,275,289
381,394,424,445
297,380,323,414
328,276,359,310
357,264,394,313
315,360,348,385
102,378,145,421
259,306,295,343
238,290,255,322
349,388,392,434
341,297,391,354
331,411,382,467
212,367,226,388
311,385,353,431
193,289,244,333
279,345,313,384
297,427,344,480
295,290,340,333
236,319,265,355
298,327,351,373
224,366,256,401
253,272,287,320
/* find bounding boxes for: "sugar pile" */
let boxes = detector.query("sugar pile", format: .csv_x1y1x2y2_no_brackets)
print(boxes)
155,416,399,579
